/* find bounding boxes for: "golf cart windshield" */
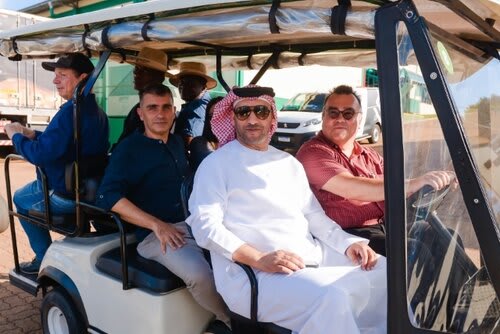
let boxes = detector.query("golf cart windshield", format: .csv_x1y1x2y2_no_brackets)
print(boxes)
397,22,500,333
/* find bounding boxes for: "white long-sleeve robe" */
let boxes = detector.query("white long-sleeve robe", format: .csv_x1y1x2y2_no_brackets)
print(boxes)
187,140,387,334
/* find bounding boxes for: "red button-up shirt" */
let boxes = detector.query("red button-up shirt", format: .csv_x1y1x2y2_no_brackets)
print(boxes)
296,131,385,229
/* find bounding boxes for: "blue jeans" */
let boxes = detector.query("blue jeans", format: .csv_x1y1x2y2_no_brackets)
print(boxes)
13,180,75,260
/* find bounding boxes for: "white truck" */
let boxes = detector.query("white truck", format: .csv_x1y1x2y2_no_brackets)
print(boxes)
0,9,59,146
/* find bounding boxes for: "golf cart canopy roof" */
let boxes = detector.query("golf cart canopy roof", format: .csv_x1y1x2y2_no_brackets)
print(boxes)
0,0,499,70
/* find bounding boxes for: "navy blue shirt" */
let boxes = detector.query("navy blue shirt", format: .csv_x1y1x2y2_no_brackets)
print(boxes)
174,91,211,138
96,131,189,240
12,94,109,195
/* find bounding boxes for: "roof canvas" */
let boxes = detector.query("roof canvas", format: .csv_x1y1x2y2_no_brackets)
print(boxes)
0,0,498,70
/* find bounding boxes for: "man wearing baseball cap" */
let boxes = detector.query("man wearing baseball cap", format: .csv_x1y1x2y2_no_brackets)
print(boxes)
4,53,109,274
170,62,217,147
186,85,387,333
115,47,171,146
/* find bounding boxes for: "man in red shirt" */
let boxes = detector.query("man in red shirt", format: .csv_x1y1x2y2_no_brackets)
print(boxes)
296,85,453,255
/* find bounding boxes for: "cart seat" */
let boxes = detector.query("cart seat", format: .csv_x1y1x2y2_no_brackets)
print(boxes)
27,209,87,232
96,242,185,293
25,156,108,235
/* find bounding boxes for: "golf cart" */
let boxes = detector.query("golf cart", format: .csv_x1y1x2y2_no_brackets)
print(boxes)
1,0,499,333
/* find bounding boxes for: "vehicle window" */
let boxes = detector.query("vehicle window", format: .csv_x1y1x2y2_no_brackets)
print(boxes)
281,93,307,111
440,46,500,230
398,25,499,333
302,94,325,112
281,93,325,112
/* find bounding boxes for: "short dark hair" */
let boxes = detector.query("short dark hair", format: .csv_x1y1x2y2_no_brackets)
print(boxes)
139,83,173,102
324,85,361,108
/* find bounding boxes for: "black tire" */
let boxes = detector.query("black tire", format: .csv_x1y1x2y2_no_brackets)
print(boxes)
368,123,381,144
41,287,86,334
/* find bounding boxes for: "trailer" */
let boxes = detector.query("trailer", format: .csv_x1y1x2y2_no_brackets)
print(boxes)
0,9,60,147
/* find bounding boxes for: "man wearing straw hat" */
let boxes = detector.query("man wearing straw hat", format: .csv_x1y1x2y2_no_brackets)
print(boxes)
115,47,171,145
187,85,387,333
170,62,217,147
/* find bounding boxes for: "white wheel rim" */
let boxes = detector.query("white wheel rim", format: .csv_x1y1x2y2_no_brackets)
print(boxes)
372,126,379,141
47,306,70,334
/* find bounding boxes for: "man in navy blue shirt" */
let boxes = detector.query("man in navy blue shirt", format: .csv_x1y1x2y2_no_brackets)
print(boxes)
170,62,217,148
4,53,109,274
96,84,230,334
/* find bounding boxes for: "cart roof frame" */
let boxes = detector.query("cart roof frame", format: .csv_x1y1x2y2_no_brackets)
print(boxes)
0,0,498,71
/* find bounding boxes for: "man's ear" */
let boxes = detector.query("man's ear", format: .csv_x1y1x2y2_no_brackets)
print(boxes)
78,73,88,81
137,106,144,121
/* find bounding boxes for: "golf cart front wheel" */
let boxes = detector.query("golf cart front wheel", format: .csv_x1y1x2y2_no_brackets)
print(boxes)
41,287,85,334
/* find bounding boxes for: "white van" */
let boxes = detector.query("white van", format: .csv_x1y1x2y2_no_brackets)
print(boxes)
271,87,381,153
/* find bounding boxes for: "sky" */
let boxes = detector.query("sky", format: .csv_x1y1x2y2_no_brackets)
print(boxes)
0,0,43,11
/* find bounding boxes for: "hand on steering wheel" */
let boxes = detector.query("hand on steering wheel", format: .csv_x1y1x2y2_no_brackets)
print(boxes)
407,169,456,219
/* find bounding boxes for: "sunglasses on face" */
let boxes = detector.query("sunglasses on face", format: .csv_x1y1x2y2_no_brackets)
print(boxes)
325,108,359,120
234,105,272,120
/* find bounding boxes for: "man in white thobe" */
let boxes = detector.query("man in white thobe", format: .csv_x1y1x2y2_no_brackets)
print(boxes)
186,85,387,334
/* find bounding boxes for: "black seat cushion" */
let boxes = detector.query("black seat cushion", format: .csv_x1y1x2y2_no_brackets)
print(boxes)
96,243,185,293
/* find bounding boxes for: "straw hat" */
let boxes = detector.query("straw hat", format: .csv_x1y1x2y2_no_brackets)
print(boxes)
169,62,217,89
126,47,171,76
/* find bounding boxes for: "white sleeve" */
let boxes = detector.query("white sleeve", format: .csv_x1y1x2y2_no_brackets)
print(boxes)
186,157,246,260
296,161,368,254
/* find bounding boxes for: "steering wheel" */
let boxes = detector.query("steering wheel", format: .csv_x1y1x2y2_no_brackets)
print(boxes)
407,184,451,221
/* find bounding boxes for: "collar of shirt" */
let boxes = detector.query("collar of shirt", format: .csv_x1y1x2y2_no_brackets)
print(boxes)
181,91,211,109
130,130,173,146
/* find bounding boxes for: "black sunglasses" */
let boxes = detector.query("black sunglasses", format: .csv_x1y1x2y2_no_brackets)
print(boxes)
234,105,272,120
325,108,359,120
